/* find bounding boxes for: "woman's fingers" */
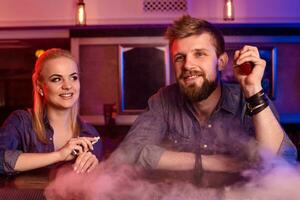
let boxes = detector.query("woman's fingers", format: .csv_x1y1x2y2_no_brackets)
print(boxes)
60,136,99,161
70,137,95,152
70,144,84,156
73,152,98,173
81,137,94,151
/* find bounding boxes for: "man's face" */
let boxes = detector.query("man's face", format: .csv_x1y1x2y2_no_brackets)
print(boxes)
171,33,220,102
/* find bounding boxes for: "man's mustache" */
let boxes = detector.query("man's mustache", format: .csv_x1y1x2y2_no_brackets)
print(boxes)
180,70,205,79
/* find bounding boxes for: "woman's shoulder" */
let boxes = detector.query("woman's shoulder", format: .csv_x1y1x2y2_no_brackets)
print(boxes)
3,109,32,124
1,109,33,131
78,118,99,137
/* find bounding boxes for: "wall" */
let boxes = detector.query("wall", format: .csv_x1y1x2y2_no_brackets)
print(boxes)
0,0,300,27
0,0,300,124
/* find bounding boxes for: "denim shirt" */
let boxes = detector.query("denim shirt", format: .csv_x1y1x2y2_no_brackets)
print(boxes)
110,83,297,168
0,110,103,175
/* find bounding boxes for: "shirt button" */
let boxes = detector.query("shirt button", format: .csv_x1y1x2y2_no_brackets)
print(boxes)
174,140,178,144
50,138,53,141
208,124,212,128
203,144,208,148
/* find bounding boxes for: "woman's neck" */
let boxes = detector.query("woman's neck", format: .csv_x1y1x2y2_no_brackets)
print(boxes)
46,107,72,129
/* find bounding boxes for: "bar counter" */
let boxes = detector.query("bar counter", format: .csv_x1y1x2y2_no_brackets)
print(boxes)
0,168,50,200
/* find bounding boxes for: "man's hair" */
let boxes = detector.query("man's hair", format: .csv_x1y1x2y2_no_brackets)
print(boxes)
165,15,225,57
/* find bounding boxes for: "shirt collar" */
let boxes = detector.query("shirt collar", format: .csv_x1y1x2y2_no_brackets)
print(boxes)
42,110,86,131
218,83,241,115
178,82,241,115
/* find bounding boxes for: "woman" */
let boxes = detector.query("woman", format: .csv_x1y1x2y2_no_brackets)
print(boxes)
0,48,102,175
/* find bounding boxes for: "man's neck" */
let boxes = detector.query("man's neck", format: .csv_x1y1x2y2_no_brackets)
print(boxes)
192,84,222,122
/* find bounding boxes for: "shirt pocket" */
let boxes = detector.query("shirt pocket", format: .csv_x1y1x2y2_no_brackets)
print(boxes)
163,128,194,152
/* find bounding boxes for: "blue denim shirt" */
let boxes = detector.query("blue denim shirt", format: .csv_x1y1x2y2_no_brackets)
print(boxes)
0,110,103,175
110,83,297,168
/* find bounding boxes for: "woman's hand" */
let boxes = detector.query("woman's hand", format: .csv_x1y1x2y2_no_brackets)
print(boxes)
233,45,266,97
58,137,96,161
73,151,99,173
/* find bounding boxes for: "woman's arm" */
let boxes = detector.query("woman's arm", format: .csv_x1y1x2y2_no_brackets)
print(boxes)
14,152,63,172
14,136,98,172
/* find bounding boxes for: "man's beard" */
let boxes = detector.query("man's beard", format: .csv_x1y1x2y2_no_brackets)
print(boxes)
178,70,218,102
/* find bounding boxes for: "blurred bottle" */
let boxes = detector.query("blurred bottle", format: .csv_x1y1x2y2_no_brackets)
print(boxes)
103,103,117,138
103,103,116,126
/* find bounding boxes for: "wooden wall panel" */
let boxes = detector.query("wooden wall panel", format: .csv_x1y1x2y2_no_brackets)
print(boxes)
79,45,119,115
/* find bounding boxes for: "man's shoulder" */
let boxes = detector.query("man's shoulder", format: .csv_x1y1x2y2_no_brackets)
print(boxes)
150,83,181,103
222,82,243,97
222,82,241,91
147,83,181,109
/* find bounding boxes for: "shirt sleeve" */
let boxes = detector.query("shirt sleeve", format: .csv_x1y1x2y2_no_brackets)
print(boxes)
108,91,168,169
277,133,298,163
79,121,103,161
242,95,298,163
256,98,298,162
0,111,24,175
269,100,298,162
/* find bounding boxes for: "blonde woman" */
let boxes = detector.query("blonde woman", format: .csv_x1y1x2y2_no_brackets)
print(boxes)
0,48,102,175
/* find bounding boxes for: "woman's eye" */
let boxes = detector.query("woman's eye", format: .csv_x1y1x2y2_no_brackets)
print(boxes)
51,77,61,82
71,76,78,81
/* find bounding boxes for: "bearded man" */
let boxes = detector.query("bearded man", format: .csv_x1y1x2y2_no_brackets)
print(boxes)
109,15,297,187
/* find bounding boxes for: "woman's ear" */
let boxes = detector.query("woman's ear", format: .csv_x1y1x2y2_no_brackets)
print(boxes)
37,85,44,96
218,52,228,71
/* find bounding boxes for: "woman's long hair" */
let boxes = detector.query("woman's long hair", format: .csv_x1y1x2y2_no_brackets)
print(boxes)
32,48,80,143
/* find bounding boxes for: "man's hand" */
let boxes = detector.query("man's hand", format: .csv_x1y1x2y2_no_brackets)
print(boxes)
233,45,266,97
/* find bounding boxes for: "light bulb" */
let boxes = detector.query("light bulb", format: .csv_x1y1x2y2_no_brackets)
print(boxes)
224,0,234,21
76,0,86,25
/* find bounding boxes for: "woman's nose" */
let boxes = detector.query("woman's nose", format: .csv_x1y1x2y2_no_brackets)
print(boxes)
62,80,72,90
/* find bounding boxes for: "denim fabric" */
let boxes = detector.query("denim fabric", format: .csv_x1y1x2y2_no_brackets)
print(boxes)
0,109,103,175
110,83,297,168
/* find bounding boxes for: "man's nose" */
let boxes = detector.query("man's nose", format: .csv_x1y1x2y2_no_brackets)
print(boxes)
183,55,197,70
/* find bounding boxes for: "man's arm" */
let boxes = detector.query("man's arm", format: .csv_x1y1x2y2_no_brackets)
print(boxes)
137,145,244,173
156,151,243,173
108,91,168,167
252,106,284,154
234,45,294,156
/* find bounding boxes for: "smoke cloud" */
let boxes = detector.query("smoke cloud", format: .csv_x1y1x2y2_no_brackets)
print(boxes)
44,153,300,200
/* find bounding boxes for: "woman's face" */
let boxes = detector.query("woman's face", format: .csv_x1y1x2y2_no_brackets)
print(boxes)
39,56,80,111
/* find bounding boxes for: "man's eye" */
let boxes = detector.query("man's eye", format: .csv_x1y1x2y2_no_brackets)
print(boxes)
174,55,185,62
194,52,204,57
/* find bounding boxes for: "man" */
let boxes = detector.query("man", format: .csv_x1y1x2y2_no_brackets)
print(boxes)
109,15,297,185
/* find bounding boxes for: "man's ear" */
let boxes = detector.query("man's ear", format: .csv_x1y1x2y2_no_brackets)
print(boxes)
218,52,228,71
